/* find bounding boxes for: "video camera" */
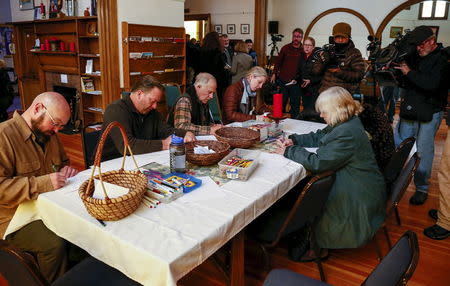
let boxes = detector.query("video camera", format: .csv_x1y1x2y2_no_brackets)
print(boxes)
367,31,417,86
270,34,284,43
313,36,346,68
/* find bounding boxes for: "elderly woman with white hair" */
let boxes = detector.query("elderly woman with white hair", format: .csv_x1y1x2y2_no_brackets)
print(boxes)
275,86,386,259
222,66,268,123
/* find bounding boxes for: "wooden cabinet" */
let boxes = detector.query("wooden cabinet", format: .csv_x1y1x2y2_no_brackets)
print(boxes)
121,22,186,114
21,17,106,126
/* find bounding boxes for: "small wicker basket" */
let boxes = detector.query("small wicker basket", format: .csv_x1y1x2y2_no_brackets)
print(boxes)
185,140,230,166
78,122,147,221
215,127,260,149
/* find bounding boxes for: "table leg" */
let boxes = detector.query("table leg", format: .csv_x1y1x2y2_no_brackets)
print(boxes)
230,231,245,286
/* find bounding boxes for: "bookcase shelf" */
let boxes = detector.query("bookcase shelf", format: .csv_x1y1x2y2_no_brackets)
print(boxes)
122,22,186,117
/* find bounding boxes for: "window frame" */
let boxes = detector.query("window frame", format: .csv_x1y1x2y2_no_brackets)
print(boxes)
418,0,449,20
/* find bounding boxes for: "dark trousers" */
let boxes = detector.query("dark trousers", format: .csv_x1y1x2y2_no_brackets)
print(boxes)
6,220,68,283
277,79,302,119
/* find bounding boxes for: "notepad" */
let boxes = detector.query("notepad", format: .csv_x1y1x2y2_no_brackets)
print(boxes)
92,180,129,199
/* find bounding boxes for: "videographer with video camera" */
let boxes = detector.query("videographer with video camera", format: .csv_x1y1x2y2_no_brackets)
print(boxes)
270,28,304,119
312,22,366,95
393,25,448,206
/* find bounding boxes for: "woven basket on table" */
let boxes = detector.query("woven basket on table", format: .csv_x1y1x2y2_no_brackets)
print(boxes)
215,127,260,149
185,140,230,166
78,122,147,221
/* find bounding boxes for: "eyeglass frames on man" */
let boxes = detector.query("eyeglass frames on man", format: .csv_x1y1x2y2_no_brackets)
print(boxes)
43,105,65,129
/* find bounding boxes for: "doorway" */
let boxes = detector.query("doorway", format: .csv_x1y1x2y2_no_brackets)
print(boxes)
184,14,211,43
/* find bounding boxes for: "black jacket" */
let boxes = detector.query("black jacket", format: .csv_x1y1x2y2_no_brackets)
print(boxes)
402,44,448,112
102,94,186,161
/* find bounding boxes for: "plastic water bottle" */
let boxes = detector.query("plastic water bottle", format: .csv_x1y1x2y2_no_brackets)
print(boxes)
169,135,186,173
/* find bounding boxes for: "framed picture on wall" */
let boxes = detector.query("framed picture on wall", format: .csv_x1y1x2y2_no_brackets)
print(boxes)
389,26,403,38
227,24,236,35
241,24,250,34
428,26,439,39
214,25,222,34
33,6,42,20
19,0,34,10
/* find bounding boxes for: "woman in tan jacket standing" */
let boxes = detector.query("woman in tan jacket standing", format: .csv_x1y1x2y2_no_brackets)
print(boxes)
230,41,253,84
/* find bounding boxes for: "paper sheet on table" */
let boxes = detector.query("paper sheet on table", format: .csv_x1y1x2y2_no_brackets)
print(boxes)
195,135,217,141
305,147,318,154
177,176,226,203
93,180,129,199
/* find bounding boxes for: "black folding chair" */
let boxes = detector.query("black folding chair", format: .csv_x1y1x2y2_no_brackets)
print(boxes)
383,137,415,196
263,230,419,286
387,152,421,227
372,153,420,260
82,122,103,169
249,171,336,282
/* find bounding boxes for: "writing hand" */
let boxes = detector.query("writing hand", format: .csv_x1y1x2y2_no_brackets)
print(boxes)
50,172,67,190
184,132,196,143
209,124,223,135
60,165,78,178
273,145,286,155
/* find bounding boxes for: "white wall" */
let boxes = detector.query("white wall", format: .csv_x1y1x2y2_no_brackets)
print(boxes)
185,0,255,41
10,0,91,22
117,0,185,86
267,0,410,58
381,3,450,47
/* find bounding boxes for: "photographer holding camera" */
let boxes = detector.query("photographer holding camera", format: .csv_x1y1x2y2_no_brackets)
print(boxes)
393,25,448,206
270,28,304,119
311,22,366,95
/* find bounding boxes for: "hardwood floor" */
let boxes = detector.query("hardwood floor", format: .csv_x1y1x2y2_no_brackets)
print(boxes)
178,118,450,286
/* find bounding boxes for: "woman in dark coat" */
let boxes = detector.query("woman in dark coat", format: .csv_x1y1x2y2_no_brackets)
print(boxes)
275,86,386,256
297,37,322,121
197,32,227,102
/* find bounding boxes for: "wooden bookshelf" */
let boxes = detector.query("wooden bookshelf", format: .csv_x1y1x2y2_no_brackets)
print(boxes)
122,22,186,115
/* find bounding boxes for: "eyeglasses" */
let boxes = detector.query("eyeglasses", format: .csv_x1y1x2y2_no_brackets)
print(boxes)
303,44,314,47
43,105,65,129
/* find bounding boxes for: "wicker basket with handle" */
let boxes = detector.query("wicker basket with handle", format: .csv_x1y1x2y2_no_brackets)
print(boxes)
185,140,230,166
215,127,260,149
78,122,147,221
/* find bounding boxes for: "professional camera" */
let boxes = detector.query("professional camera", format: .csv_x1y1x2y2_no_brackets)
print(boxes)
313,37,346,68
369,31,417,86
270,34,284,42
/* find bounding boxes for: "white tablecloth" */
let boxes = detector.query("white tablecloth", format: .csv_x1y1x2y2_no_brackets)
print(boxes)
5,119,325,286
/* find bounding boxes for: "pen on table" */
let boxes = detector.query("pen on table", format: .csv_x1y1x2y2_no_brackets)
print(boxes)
97,219,106,227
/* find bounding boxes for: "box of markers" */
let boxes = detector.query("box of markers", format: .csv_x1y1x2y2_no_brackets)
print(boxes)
218,149,260,181
163,173,202,193
147,178,184,203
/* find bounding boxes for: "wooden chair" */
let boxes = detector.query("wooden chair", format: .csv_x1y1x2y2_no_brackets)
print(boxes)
0,240,141,286
372,153,420,259
249,171,336,282
383,137,415,199
263,230,419,286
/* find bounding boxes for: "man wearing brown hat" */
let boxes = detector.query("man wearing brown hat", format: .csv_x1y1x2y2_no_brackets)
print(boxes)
394,25,448,207
311,22,366,95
